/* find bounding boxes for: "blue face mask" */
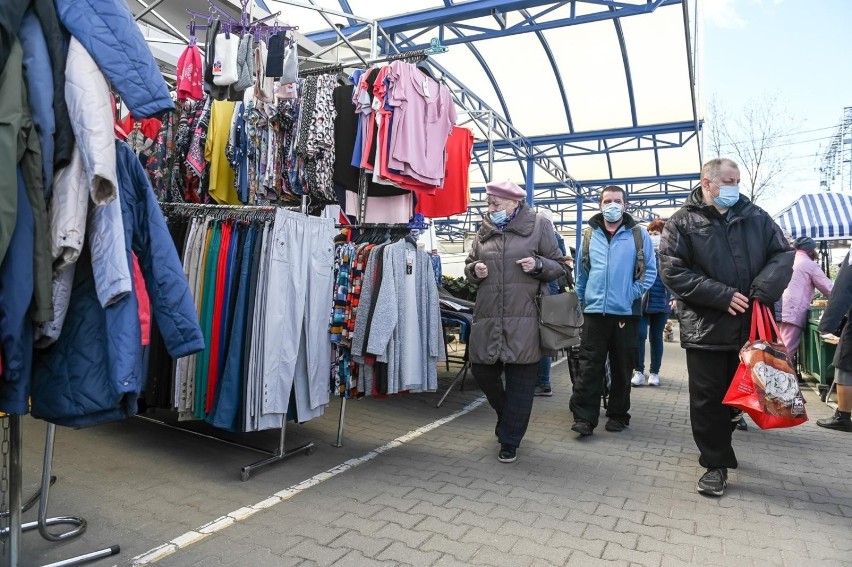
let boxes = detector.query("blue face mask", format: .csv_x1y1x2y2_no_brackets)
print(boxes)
713,185,740,209
602,203,624,223
489,210,507,224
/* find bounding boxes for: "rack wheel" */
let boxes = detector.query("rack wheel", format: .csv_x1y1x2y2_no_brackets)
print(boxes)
305,447,315,456
241,470,250,482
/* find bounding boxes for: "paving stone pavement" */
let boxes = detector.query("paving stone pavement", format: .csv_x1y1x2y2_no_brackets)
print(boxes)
12,340,852,567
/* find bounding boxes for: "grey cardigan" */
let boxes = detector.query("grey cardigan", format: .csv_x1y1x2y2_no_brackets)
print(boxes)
351,240,445,394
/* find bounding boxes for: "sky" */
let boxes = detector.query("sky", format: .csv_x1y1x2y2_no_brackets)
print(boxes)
702,0,852,215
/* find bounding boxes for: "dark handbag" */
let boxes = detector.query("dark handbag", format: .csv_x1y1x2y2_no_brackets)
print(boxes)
536,289,584,350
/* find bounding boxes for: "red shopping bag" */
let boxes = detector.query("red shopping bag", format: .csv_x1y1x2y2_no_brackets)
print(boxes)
722,302,808,429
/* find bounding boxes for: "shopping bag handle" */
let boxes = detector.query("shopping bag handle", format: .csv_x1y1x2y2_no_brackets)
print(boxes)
749,300,759,342
751,301,779,343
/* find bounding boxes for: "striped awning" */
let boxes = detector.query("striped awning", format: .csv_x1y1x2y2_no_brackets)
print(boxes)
774,192,852,241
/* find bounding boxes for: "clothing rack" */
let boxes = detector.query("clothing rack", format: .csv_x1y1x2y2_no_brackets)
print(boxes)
300,48,429,78
1,417,120,567
185,0,295,38
160,201,279,221
330,221,430,448
153,201,316,481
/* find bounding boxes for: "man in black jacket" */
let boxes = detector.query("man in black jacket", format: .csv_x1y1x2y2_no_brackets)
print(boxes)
659,158,794,497
817,248,852,432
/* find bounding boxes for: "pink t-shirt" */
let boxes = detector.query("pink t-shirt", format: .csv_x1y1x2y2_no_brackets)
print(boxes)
386,61,457,185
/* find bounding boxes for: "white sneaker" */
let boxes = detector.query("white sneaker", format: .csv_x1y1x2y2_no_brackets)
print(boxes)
648,373,660,386
631,371,646,386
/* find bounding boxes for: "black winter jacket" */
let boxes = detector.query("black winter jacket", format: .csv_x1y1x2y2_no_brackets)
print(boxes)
659,187,794,351
819,251,851,372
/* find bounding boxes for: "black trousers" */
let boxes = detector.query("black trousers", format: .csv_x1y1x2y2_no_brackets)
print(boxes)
685,349,741,469
569,314,638,428
472,362,538,448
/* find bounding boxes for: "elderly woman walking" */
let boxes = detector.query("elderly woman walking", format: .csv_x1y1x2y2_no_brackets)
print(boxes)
465,180,565,463
779,236,833,364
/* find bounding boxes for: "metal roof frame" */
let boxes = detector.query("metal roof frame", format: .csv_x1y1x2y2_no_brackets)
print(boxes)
309,0,684,49
302,0,701,241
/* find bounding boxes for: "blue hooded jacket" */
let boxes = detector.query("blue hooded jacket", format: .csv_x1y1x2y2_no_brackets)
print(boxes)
30,141,204,427
576,213,657,317
54,0,173,119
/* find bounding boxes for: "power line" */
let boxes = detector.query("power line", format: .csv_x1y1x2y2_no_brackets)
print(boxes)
711,124,840,147
716,133,837,151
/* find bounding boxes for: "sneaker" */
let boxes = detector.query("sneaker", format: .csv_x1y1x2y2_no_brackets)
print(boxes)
731,410,747,431
604,418,626,432
697,468,728,496
498,443,517,463
534,386,553,397
631,370,646,386
816,411,852,432
571,420,594,436
648,373,660,387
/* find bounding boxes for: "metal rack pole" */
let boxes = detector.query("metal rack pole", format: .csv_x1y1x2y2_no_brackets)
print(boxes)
3,420,119,567
436,362,470,409
240,421,314,481
333,397,346,448
8,415,22,566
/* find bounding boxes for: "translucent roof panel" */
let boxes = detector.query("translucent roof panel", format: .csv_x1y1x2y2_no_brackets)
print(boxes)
544,22,634,132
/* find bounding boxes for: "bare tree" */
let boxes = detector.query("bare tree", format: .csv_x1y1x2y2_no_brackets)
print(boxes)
705,94,796,204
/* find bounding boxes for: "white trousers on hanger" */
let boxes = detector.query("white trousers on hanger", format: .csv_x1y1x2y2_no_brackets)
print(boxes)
252,223,285,432
262,209,335,422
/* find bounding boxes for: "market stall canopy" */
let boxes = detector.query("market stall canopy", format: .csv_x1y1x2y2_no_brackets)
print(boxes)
774,192,852,241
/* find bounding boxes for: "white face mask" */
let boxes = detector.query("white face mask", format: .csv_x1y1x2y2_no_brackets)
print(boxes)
489,210,507,224
602,203,624,223
650,234,661,248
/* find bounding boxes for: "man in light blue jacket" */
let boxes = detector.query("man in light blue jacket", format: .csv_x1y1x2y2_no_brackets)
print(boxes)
570,186,657,436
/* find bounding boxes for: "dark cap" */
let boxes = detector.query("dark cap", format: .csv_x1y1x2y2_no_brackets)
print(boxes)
793,236,817,252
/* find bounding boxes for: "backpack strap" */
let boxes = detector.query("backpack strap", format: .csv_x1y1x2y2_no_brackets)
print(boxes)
581,226,592,274
632,225,646,282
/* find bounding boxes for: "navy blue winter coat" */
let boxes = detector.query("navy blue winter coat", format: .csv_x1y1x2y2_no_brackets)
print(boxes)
54,0,173,119
643,253,672,315
31,141,204,427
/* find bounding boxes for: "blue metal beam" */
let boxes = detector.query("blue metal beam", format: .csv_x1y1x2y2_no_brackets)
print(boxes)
306,0,684,48
336,0,357,27
472,121,698,151
307,0,685,49
613,15,638,128
309,1,570,42
466,173,697,190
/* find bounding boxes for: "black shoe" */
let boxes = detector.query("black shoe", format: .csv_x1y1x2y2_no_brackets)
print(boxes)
604,418,626,432
498,443,517,463
816,411,852,432
697,468,728,497
736,417,748,431
571,420,593,436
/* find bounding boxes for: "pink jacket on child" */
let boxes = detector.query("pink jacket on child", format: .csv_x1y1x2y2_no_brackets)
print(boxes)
781,249,834,328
